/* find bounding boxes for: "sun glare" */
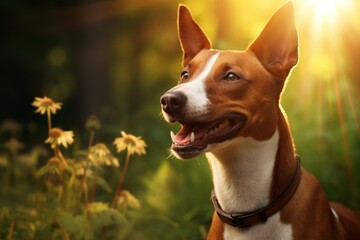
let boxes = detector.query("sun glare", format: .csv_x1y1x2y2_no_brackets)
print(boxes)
302,0,352,25
295,0,359,185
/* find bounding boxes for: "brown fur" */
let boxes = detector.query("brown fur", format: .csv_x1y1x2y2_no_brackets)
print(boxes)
208,212,224,240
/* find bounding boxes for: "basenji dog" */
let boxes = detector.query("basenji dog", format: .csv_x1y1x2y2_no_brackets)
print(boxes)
160,2,360,239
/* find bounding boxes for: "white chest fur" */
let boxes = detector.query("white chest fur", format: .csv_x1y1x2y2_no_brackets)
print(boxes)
206,129,293,239
223,213,292,240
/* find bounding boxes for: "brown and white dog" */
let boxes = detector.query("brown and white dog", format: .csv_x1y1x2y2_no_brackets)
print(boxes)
160,2,360,239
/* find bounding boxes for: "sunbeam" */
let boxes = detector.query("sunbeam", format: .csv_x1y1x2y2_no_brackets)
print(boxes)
295,0,359,195
302,0,352,25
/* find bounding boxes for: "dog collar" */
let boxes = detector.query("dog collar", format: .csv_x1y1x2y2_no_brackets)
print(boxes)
211,156,301,229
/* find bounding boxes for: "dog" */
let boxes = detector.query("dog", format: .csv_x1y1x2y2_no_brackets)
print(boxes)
160,2,360,239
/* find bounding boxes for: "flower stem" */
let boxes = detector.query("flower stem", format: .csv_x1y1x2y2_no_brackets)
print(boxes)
55,148,68,169
58,185,63,209
89,169,98,203
47,109,52,134
6,220,14,240
111,151,131,208
88,130,95,149
78,129,95,207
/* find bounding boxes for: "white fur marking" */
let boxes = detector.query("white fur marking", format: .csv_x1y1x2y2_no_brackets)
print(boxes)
331,208,339,220
224,213,293,240
206,129,294,239
207,129,280,212
168,52,220,117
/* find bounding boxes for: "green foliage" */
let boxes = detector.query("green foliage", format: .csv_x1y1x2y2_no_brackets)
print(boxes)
59,212,90,239
59,203,127,239
89,175,113,193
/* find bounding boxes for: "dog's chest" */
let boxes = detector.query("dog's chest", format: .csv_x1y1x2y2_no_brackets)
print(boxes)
208,131,294,239
223,213,293,240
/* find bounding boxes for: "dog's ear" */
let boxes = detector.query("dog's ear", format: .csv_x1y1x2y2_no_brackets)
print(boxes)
178,4,211,67
248,1,298,80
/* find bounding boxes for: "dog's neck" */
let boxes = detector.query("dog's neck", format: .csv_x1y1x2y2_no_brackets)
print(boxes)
206,113,296,214
207,129,279,213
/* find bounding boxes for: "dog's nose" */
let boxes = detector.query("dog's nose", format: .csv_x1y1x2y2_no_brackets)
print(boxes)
160,91,187,115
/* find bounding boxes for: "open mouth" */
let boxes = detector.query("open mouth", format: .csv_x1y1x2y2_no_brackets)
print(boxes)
170,115,246,159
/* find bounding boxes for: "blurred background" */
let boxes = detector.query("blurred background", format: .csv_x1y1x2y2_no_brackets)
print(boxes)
0,0,359,239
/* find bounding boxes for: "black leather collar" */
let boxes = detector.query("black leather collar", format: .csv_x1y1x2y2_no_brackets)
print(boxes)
211,156,301,229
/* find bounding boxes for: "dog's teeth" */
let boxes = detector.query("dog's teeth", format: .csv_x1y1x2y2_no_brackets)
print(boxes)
190,132,195,143
218,123,225,130
170,131,176,142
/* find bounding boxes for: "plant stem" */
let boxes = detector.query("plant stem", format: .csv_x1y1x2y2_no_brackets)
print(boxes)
111,151,131,208
78,163,89,208
58,186,63,209
78,129,95,208
55,147,68,169
53,147,68,210
88,130,95,149
62,228,69,240
89,169,98,203
6,220,14,240
47,109,52,134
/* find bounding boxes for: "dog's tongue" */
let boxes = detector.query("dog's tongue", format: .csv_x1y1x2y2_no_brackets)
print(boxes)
173,122,216,145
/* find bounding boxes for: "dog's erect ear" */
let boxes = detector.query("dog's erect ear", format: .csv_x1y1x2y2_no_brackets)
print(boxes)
249,1,298,80
178,4,211,67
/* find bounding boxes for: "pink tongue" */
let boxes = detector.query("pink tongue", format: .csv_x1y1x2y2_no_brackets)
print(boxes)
174,122,216,144
174,133,190,144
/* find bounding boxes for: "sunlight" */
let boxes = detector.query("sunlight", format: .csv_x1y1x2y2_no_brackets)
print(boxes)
315,0,349,19
302,0,352,26
295,0,359,189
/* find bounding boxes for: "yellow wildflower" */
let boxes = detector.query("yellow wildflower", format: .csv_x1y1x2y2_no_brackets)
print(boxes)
85,115,101,131
74,162,94,176
88,143,119,167
3,138,25,154
113,131,146,156
32,96,62,115
45,128,74,149
116,190,141,210
36,157,62,178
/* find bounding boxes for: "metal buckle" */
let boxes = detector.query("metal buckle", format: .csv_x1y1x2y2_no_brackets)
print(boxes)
231,209,268,229
232,215,248,228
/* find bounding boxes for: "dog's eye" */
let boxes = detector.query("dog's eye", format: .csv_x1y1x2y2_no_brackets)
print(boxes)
180,71,189,82
223,72,241,82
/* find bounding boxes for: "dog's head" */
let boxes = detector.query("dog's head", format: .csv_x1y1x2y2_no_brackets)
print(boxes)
160,2,298,159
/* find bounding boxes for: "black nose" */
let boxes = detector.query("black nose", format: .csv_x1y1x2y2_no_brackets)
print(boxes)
160,91,187,115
